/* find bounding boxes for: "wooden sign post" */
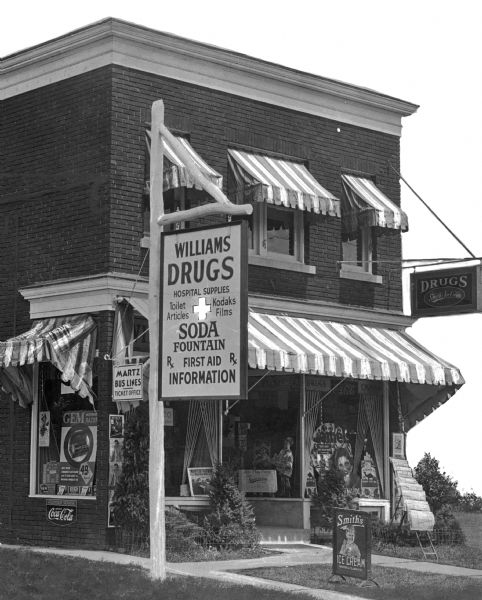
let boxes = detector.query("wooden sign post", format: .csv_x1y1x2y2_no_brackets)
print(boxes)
148,100,252,580
148,100,166,580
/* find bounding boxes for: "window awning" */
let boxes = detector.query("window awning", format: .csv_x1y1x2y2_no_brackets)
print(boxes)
146,130,223,191
228,149,340,217
341,174,408,237
0,315,97,406
248,311,464,430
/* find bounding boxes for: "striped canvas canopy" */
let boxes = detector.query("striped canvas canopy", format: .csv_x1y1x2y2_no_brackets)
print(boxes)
0,315,97,405
341,174,409,238
146,130,223,191
248,311,464,429
228,149,340,217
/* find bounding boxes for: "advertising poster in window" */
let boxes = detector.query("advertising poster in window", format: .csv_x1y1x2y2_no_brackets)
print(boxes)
160,222,248,401
188,467,214,496
109,414,124,438
333,508,371,581
38,411,51,448
238,470,277,494
311,423,360,490
59,411,97,491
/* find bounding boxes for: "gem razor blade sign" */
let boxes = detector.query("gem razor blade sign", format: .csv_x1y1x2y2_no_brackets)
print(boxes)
160,222,248,401
411,266,482,317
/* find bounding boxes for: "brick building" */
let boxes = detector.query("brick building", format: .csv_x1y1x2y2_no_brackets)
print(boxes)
0,18,464,549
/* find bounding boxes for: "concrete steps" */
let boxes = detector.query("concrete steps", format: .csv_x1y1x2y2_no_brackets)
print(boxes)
259,526,311,544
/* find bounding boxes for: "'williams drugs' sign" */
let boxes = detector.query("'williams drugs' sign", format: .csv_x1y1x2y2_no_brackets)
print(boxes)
160,222,247,401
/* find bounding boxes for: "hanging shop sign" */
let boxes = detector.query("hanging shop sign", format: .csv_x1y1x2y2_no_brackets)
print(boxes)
112,363,143,402
411,265,482,318
46,499,78,526
59,411,97,491
332,508,372,581
160,222,248,401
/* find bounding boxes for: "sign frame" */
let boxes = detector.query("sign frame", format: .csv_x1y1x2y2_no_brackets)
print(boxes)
332,508,372,581
410,265,482,318
187,467,214,496
46,499,78,526
238,469,278,494
112,363,143,403
159,221,248,402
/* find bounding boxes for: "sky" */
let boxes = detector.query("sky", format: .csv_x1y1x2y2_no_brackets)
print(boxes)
3,1,481,494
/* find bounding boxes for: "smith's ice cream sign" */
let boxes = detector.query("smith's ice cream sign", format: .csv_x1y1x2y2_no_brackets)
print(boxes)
160,222,247,401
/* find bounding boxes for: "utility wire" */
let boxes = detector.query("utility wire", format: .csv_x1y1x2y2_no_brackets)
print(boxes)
389,162,477,259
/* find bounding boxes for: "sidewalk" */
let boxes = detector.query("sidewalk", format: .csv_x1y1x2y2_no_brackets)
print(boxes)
2,541,482,599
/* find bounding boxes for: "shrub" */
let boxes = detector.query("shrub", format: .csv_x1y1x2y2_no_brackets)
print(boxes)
414,453,460,513
165,507,205,554
457,491,482,512
203,463,261,549
312,468,358,527
111,404,150,536
432,505,465,545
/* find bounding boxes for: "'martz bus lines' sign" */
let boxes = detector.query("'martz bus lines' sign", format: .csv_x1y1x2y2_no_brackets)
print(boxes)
411,265,482,318
160,222,247,401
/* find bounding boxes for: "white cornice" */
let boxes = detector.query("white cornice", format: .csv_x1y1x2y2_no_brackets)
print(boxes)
2,18,418,136
20,272,413,329
249,293,414,329
20,273,148,319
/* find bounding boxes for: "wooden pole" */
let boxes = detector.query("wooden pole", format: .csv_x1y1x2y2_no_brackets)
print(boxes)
148,99,166,580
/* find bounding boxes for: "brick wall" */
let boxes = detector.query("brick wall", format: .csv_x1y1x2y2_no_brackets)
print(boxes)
1,65,404,324
109,65,403,311
1,68,112,341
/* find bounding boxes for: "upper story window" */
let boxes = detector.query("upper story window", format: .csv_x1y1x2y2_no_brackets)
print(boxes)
340,174,409,284
142,130,223,242
248,204,304,262
228,149,340,273
341,226,375,280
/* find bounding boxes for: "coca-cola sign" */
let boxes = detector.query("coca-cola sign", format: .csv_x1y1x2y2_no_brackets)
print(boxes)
46,500,77,526
411,266,482,317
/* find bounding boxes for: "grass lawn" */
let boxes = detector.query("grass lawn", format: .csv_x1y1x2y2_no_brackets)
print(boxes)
0,547,312,600
236,563,482,600
373,543,482,570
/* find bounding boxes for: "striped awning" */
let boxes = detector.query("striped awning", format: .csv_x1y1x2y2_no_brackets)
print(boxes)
228,149,340,217
341,174,408,238
248,311,464,429
0,315,97,405
248,311,462,386
146,130,222,191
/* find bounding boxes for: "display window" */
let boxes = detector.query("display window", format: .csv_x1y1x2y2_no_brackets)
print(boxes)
309,380,384,500
223,377,300,498
164,400,220,496
32,363,97,498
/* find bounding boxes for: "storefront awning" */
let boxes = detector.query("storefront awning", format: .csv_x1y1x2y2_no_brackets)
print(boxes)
0,315,97,406
248,311,464,429
228,149,340,217
113,297,463,428
146,130,223,191
341,174,409,238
